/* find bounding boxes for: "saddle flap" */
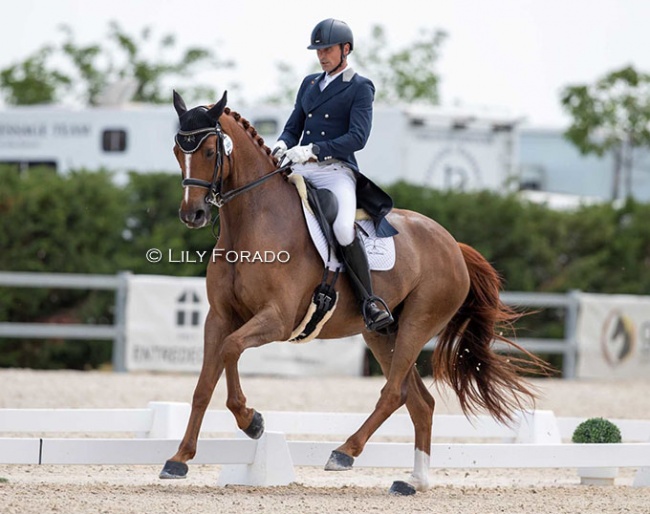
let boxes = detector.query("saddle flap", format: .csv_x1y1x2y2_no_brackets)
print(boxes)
306,182,338,226
304,179,338,250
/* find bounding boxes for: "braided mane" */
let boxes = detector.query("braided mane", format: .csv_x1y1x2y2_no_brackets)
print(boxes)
223,107,279,166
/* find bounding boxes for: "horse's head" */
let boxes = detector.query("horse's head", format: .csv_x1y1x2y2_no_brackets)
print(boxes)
173,90,228,228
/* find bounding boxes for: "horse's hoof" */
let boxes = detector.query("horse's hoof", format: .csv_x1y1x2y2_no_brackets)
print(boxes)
243,410,265,440
389,480,417,496
324,450,354,471
159,460,188,479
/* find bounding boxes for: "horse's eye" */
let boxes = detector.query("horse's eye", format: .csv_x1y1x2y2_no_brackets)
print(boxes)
206,149,216,159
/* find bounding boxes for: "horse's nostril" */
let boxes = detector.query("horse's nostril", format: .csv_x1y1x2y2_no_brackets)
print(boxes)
195,210,206,222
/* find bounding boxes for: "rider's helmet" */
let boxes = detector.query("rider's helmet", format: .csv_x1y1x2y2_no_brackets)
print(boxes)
308,19,354,51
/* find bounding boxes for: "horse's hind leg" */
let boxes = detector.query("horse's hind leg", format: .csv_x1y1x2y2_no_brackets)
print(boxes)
362,333,435,493
325,299,445,487
160,309,226,479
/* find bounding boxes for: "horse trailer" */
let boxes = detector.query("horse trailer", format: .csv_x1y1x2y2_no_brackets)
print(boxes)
0,103,522,191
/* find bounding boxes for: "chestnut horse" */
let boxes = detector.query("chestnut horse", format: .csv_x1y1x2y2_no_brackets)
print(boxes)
161,91,546,494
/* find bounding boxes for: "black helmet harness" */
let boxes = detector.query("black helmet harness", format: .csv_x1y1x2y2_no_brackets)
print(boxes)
328,43,350,75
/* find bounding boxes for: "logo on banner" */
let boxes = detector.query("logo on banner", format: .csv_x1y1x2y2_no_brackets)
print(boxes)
176,289,202,327
601,310,636,367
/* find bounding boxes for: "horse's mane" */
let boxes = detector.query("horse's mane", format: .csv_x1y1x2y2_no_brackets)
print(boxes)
223,107,280,166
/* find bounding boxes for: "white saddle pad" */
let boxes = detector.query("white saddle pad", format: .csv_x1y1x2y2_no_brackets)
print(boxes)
297,188,396,272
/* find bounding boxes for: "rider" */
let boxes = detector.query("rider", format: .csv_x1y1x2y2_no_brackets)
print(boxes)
272,18,396,332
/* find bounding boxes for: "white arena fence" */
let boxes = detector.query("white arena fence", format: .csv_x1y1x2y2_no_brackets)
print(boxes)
0,402,648,487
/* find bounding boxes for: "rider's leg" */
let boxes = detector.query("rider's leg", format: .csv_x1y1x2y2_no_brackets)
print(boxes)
313,166,394,332
339,231,394,331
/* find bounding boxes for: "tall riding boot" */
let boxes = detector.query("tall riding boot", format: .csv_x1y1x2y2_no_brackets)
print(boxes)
340,234,394,332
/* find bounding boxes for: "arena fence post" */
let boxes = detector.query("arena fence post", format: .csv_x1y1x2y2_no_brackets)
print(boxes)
515,410,562,444
217,431,295,486
146,402,191,439
112,271,131,372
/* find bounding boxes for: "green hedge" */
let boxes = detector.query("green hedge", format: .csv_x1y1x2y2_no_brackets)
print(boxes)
386,182,650,294
0,167,214,369
1,168,649,368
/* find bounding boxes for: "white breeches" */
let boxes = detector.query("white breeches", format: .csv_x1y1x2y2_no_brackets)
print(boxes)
292,162,357,246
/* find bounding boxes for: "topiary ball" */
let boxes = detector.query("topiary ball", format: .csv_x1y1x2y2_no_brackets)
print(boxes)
572,417,622,444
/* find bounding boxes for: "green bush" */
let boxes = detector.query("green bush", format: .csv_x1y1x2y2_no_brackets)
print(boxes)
1,170,650,369
571,417,622,443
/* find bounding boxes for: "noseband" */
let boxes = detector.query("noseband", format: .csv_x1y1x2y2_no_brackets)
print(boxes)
177,123,290,209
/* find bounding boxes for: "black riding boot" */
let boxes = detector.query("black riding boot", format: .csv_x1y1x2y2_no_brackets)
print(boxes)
340,234,394,332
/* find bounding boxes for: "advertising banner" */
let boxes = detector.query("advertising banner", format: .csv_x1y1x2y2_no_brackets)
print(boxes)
576,293,650,378
124,275,366,375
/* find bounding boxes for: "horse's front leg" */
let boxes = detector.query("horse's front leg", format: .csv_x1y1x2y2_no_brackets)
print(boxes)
221,308,288,439
160,308,228,479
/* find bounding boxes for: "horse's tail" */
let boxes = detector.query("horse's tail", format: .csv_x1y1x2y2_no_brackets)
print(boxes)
433,243,551,424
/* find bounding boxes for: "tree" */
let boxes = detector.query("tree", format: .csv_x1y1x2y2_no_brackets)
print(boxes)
354,25,447,105
0,22,232,106
0,46,71,104
264,25,446,106
561,65,650,200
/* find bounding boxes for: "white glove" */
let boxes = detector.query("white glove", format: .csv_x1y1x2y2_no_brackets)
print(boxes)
283,143,317,165
271,140,287,159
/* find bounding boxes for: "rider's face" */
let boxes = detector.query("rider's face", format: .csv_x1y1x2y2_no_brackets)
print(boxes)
316,44,349,74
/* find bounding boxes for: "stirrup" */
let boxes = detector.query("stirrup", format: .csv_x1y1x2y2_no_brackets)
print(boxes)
362,296,394,332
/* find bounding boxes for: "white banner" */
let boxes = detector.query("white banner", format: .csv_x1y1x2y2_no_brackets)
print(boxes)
124,274,366,375
576,293,650,378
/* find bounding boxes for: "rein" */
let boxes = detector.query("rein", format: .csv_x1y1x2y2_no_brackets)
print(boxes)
180,124,291,209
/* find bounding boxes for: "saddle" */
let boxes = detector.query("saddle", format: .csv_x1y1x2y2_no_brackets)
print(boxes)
285,175,396,342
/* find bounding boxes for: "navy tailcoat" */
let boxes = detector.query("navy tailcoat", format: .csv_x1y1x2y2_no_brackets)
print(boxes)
279,68,398,237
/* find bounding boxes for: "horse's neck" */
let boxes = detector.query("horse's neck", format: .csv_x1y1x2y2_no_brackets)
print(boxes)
219,127,299,244
221,174,298,247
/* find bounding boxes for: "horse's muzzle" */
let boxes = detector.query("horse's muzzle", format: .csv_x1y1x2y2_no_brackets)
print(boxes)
179,208,210,228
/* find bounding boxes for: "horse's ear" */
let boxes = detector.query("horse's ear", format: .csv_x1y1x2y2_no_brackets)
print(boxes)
173,90,187,117
206,91,228,124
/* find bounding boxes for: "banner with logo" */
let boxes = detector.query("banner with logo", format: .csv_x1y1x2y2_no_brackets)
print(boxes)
576,293,650,378
124,275,366,375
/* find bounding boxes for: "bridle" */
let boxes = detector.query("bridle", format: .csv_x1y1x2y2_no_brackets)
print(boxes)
177,123,291,209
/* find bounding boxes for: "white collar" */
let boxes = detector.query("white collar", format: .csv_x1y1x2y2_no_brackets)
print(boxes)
320,67,347,91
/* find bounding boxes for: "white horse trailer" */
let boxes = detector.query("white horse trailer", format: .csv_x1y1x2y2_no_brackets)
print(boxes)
0,105,179,176
0,104,521,190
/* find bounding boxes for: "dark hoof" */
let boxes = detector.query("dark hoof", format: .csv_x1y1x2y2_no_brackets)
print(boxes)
324,450,354,471
243,410,265,440
159,460,188,479
389,480,417,496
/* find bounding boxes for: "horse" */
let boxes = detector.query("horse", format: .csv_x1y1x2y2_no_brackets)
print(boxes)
160,90,548,495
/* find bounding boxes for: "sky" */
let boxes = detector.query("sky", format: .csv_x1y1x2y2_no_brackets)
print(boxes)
1,0,650,128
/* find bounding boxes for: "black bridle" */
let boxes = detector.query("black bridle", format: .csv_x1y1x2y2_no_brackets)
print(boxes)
178,123,291,209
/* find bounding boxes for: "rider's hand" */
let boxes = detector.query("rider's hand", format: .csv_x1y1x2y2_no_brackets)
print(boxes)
283,143,318,165
271,140,288,160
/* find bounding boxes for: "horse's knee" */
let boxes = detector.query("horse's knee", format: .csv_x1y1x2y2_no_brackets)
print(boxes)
221,336,244,366
376,387,406,413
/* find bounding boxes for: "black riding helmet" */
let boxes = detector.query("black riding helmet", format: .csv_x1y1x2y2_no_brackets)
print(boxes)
308,18,354,51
